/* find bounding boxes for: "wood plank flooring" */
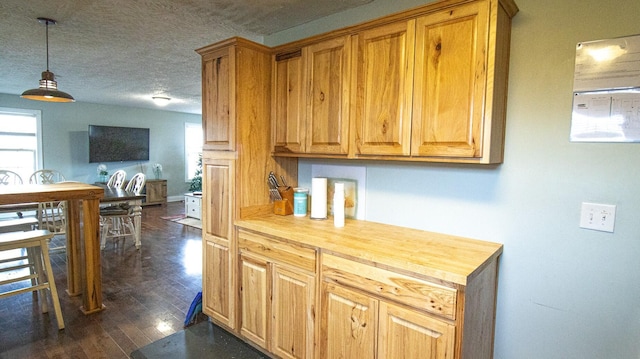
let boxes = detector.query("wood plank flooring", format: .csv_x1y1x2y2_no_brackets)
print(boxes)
0,201,203,358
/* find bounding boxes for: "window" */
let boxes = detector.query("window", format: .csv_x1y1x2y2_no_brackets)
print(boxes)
0,107,42,182
184,122,203,181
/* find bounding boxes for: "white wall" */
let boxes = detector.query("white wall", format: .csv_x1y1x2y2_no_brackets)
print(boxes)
0,93,201,198
267,0,640,358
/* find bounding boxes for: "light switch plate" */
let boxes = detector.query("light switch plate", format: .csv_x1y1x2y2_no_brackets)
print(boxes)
579,202,616,233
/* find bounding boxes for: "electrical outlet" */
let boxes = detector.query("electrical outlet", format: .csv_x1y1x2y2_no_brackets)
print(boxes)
579,202,616,233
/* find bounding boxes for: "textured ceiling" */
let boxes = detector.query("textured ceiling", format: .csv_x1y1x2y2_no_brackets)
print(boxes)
0,0,372,114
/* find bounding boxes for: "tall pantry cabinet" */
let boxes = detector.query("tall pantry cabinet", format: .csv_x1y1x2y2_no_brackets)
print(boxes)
196,37,297,331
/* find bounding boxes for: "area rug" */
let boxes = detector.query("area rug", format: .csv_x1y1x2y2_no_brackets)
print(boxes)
160,214,187,221
175,217,202,229
160,214,202,229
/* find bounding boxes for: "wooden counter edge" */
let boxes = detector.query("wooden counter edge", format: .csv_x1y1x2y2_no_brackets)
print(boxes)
235,214,503,286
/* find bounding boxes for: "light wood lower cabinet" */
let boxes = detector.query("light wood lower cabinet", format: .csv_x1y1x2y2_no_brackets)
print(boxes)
321,282,377,358
321,253,456,359
378,300,455,359
201,157,235,329
203,238,233,326
232,215,502,359
238,229,316,359
321,282,456,359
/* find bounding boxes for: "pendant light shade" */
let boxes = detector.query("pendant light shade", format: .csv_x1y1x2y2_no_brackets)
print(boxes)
21,18,75,103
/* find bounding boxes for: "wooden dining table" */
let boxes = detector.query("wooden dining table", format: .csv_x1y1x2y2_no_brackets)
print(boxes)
0,182,105,314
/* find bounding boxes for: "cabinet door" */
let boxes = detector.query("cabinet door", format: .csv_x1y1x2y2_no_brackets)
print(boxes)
320,282,377,359
203,239,233,327
202,46,235,151
145,180,166,205
305,36,351,155
240,254,269,348
272,265,315,359
273,49,306,154
353,20,415,156
202,158,235,328
203,159,232,240
412,1,489,158
378,302,455,359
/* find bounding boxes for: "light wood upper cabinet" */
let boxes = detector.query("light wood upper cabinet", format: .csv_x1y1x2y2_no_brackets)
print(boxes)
352,20,415,156
273,37,352,156
273,0,517,164
411,1,488,158
201,47,233,151
305,36,351,155
272,49,306,153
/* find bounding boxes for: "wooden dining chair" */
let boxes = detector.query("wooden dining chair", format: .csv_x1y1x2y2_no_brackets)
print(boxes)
0,230,64,330
100,173,146,250
106,170,127,189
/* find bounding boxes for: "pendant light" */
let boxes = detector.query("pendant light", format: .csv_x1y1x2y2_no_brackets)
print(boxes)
21,18,75,103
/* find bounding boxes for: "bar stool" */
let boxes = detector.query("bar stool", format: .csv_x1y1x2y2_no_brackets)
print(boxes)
0,230,64,330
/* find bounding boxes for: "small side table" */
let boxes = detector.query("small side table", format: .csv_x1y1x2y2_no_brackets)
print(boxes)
184,193,202,219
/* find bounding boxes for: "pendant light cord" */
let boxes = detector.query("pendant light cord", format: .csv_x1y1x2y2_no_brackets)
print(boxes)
45,19,50,72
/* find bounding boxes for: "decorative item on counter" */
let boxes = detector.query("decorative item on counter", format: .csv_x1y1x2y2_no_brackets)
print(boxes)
273,186,293,215
97,163,108,183
268,171,293,215
333,182,345,227
310,177,327,220
327,178,357,219
152,163,163,180
293,188,308,217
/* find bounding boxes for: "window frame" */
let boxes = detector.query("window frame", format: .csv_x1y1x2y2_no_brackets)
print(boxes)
0,107,43,180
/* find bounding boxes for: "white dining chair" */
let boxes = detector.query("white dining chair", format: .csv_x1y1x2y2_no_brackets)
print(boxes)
100,173,146,250
0,170,29,223
106,170,127,189
28,169,66,185
0,170,23,185
28,170,67,252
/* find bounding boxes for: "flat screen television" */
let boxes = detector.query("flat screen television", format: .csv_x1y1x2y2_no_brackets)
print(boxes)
88,125,150,163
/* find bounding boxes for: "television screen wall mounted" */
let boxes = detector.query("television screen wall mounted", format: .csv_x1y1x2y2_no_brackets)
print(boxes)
88,125,150,163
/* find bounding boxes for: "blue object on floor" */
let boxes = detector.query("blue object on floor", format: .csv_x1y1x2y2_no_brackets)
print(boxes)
184,291,202,327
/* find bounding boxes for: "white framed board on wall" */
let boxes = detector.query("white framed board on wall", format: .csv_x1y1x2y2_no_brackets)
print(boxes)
570,34,640,142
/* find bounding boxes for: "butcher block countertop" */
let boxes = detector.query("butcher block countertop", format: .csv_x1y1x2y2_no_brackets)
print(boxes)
235,214,503,286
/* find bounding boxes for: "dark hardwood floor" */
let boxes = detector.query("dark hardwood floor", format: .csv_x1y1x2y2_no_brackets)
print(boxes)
0,201,203,358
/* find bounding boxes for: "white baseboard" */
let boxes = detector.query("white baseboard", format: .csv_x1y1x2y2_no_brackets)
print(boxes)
168,195,185,203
